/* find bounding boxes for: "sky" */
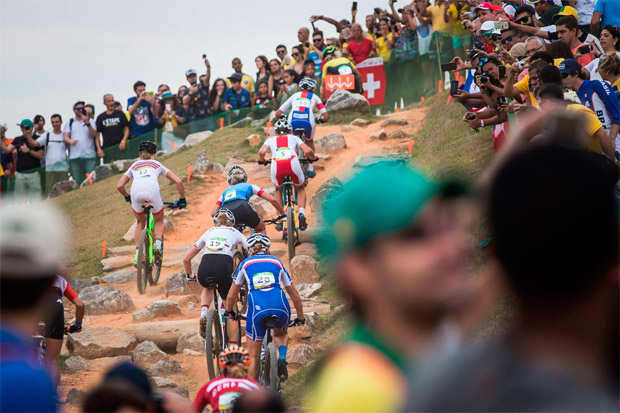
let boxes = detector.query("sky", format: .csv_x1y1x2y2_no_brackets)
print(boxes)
1,0,385,137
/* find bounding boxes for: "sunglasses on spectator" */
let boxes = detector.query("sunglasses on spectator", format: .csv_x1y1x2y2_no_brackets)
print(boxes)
515,16,530,24
21,126,31,130
561,72,570,79
501,36,513,44
478,56,490,67
277,49,286,54
292,52,300,56
313,38,322,42
526,46,542,55
75,106,84,110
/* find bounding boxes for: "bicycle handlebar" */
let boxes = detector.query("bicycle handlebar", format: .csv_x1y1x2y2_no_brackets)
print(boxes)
257,157,319,166
264,214,286,224
316,116,327,124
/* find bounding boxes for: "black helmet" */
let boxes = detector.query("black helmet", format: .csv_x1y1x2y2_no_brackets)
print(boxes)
138,140,157,154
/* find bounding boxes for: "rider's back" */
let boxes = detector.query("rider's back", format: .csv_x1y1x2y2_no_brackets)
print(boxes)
220,182,263,205
193,376,260,413
233,253,292,291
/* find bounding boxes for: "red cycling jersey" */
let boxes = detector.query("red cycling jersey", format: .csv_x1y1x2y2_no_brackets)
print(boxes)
192,377,260,413
53,275,78,301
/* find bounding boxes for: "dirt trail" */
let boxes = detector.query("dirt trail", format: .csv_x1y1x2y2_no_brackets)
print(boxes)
59,106,428,409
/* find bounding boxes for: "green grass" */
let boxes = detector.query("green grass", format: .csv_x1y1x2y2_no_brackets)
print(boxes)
328,109,378,125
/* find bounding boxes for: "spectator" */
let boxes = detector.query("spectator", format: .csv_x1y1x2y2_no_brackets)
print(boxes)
346,23,375,64
210,78,228,115
310,30,327,76
177,85,188,99
226,58,255,99
269,58,284,97
223,73,251,111
546,39,576,59
422,0,452,34
95,94,130,164
374,17,395,62
591,0,620,37
409,0,434,56
598,53,620,94
0,124,14,195
282,69,299,97
28,114,70,196
33,114,45,137
253,81,274,109
556,16,595,66
514,4,536,27
158,92,186,152
151,83,171,118
255,55,273,97
275,44,294,70
320,45,363,99
0,119,43,202
584,25,619,81
0,203,67,412
127,81,156,140
526,0,561,27
573,0,595,34
291,45,306,76
297,26,312,56
63,100,97,185
500,28,521,53
182,59,213,133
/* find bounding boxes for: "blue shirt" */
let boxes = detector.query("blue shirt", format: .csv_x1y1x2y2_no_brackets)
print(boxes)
219,182,262,205
594,0,620,29
308,50,324,78
127,97,156,137
223,87,251,110
0,326,57,412
233,254,293,292
577,79,620,132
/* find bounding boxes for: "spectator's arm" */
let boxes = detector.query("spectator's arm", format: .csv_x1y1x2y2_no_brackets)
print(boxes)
389,1,402,23
212,95,221,112
313,15,344,32
26,134,39,148
268,75,274,96
0,140,14,154
182,93,190,105
590,11,602,37
443,2,451,23
508,20,549,39
203,59,211,87
351,7,357,24
27,146,44,159
594,126,615,159
503,65,523,100
94,132,104,158
128,94,144,115
85,121,96,138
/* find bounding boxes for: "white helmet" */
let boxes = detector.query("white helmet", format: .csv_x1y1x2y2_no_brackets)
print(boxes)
246,233,271,252
274,118,292,135
227,166,247,185
213,208,235,226
299,78,317,92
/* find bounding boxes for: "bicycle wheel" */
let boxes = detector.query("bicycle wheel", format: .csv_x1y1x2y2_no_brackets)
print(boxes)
136,228,149,294
205,308,223,380
286,206,296,260
150,237,163,286
264,342,279,392
232,250,248,314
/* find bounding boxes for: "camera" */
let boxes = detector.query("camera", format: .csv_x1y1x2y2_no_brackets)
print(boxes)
578,45,591,54
466,113,476,120
516,60,527,69
479,73,490,84
398,8,404,13
202,54,207,60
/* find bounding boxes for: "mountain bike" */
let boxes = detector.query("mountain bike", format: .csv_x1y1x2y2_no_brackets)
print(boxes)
33,322,47,368
258,315,281,393
136,201,181,294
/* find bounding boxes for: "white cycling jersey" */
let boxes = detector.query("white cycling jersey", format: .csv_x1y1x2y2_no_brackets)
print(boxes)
194,226,247,258
124,159,169,214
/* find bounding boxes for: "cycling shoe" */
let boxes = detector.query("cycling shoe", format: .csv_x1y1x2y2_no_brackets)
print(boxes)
278,358,288,382
308,170,316,178
299,214,308,231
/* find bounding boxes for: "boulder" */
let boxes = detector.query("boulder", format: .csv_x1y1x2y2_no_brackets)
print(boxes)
65,388,87,406
380,118,408,127
249,196,277,218
296,283,322,299
66,277,92,294
340,125,362,132
132,309,154,322
49,180,77,198
350,118,370,127
271,249,286,259
87,355,131,370
388,129,407,140
288,324,312,340
288,344,315,364
315,134,346,152
172,208,188,216
80,164,114,188
208,162,225,174
325,89,370,113
122,221,137,242
296,243,318,258
247,134,262,147
165,273,201,296
183,349,202,356
164,219,174,232
101,256,132,271
64,356,88,373
90,276,103,285
369,129,387,141
132,341,168,364
309,177,342,213
111,159,136,174
185,130,213,147
108,245,137,255
66,326,137,359
152,377,177,388
194,149,210,174
176,330,204,353
80,285,134,315
145,360,183,377
290,255,320,284
149,300,182,317
171,295,200,308
102,269,136,284
167,387,190,399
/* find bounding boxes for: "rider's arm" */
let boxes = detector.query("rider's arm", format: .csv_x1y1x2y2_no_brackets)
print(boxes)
285,284,304,321
116,174,131,198
258,144,269,162
165,170,186,199
182,246,201,277
261,192,286,215
64,285,85,326
225,283,242,313
299,142,316,159
314,96,329,121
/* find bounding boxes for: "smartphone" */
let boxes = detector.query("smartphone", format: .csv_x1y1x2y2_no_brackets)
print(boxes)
374,7,381,14
497,95,508,105
146,91,154,96
352,1,357,11
441,62,457,72
499,65,506,78
578,45,591,54
493,21,509,30
165,103,172,112
450,80,459,95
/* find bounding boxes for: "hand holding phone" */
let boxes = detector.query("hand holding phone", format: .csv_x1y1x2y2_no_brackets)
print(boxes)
352,1,357,11
578,45,591,55
441,62,457,72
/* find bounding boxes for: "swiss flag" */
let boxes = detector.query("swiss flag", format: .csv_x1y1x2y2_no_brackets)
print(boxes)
357,57,386,106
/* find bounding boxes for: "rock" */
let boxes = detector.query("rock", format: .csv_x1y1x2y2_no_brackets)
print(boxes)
122,221,137,242
168,387,190,399
388,129,407,140
79,285,134,315
230,117,252,128
296,243,318,258
171,295,199,308
187,302,198,312
93,164,114,181
90,276,103,285
65,388,87,406
183,349,202,356
194,149,210,174
340,125,362,132
164,219,174,232
108,245,137,255
149,300,182,317
208,162,225,174
87,355,131,370
350,118,370,127
64,356,88,373
290,255,320,284
369,129,387,141
325,89,370,113
289,324,312,340
165,273,201,296
102,269,137,284
380,118,408,127
176,331,204,353
66,326,137,359
288,344,315,364
132,309,154,322
251,119,266,127
172,208,188,216
111,159,136,174
249,195,276,218
145,360,183,377
296,283,322,299
132,341,168,364
101,256,132,271
309,177,343,213
49,180,77,198
247,134,262,147
152,377,177,388
66,277,92,294
185,130,213,147
315,133,346,152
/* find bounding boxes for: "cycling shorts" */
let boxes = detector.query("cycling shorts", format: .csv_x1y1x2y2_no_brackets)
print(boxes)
197,253,234,299
224,199,261,229
270,158,304,187
245,289,291,342
130,182,164,215
290,118,314,140
44,294,64,340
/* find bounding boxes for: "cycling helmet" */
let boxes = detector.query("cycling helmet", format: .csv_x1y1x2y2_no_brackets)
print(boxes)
274,118,292,135
213,208,235,226
299,78,317,92
323,45,337,58
227,166,247,185
218,345,251,369
246,233,271,250
138,140,157,154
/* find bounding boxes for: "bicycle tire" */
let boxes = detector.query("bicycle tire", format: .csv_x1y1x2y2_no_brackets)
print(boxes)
286,206,296,260
265,342,280,392
150,237,163,286
232,250,248,314
205,308,222,380
136,228,149,294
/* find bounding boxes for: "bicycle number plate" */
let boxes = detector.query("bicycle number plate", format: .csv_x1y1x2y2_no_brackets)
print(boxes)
274,148,292,161
207,237,226,251
253,272,275,289
224,190,236,201
136,168,151,178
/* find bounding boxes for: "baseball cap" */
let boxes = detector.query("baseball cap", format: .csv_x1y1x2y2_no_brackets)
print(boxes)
229,73,243,82
526,0,554,4
185,69,197,77
317,161,460,258
477,20,501,36
73,100,85,109
474,2,493,13
553,5,578,21
557,58,581,74
17,119,34,128
1,203,67,277
509,42,527,59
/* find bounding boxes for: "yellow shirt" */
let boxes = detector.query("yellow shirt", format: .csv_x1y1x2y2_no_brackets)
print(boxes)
322,57,357,79
566,104,604,153
226,74,255,94
375,33,394,62
428,4,451,33
514,59,565,108
448,3,469,36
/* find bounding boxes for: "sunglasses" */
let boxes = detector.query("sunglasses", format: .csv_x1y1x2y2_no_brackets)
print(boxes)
561,72,570,78
276,49,286,54
526,46,542,55
313,38,322,42
515,16,530,24
21,126,31,130
478,56,490,67
75,106,84,110
501,35,513,44
292,52,300,56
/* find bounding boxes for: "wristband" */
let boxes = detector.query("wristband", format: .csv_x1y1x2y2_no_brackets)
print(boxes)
75,321,82,328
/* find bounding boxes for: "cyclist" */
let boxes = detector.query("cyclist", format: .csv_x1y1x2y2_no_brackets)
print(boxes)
274,77,329,178
224,233,305,382
182,209,247,343
192,346,260,413
45,275,84,388
116,140,186,265
211,166,285,234
258,118,316,231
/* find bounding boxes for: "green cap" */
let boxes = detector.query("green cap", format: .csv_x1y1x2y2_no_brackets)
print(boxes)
317,161,443,258
17,119,34,128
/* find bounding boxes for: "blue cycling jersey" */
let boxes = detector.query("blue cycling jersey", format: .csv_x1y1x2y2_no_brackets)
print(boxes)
219,183,262,205
233,254,293,292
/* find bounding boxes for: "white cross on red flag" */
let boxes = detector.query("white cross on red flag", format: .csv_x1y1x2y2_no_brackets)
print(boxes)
357,57,386,106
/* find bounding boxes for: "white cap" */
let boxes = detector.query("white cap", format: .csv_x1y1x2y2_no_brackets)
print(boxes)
185,69,197,77
0,203,67,277
477,20,501,36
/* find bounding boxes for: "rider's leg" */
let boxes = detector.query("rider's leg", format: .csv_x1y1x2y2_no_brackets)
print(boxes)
306,139,316,174
45,338,63,387
153,210,164,250
227,317,240,345
246,339,262,381
273,329,289,359
295,185,306,211
201,287,213,308
134,213,146,247
254,220,266,234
